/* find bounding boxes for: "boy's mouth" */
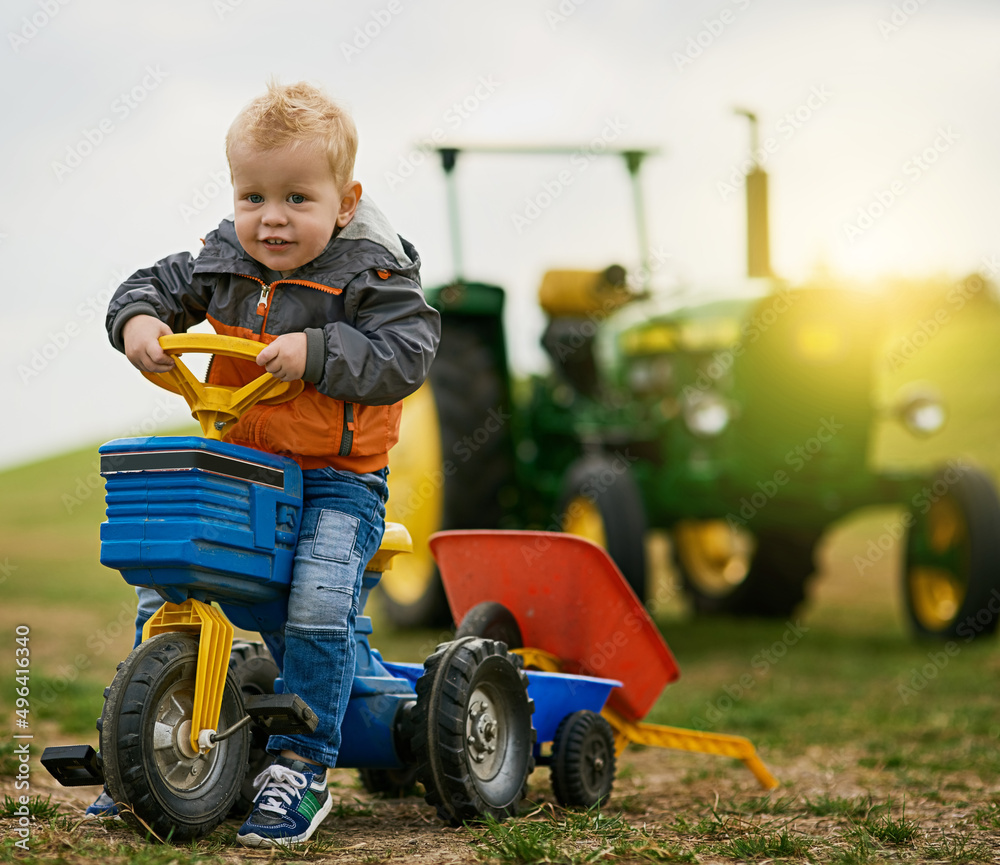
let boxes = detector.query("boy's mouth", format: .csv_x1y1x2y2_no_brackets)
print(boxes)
263,239,289,246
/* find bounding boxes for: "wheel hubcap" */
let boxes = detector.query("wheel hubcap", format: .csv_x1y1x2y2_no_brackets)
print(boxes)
909,496,968,631
563,496,607,548
466,686,507,780
152,680,222,792
675,520,754,596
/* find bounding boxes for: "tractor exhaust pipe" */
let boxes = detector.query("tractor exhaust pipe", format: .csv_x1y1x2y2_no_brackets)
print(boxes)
735,109,772,279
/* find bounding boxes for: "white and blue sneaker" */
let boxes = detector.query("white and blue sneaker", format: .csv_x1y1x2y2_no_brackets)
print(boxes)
83,787,119,819
237,756,332,848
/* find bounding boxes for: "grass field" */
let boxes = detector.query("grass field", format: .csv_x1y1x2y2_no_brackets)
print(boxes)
3,292,1000,863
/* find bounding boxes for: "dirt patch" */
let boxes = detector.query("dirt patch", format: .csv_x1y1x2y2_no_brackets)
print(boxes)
8,735,1000,864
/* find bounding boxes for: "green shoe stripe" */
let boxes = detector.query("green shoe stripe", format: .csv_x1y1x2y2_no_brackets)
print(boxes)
298,790,322,821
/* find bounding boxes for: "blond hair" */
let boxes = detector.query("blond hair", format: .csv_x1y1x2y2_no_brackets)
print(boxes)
226,81,358,188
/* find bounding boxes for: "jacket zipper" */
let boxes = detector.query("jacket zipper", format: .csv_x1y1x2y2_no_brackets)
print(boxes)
232,274,343,337
339,403,355,456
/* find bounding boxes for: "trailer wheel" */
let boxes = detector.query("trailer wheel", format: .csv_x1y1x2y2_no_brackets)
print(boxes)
904,466,1000,640
455,601,523,649
550,710,616,808
227,640,279,818
101,633,249,843
560,454,648,600
412,637,534,825
674,521,819,617
358,767,421,798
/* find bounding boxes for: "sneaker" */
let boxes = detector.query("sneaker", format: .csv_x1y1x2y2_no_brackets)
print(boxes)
84,787,119,820
237,756,331,848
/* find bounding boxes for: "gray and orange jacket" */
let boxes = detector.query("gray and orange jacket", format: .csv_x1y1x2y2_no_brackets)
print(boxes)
106,197,440,472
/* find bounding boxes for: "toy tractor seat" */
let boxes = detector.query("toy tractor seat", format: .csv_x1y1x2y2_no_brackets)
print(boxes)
367,522,413,572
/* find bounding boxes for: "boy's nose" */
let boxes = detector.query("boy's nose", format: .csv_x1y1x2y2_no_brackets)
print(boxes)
261,204,288,225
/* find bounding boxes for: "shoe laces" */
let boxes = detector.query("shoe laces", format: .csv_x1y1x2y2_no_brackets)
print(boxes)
252,764,308,817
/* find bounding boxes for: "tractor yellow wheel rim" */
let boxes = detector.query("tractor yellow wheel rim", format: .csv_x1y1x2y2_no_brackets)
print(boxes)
908,496,968,631
562,496,607,548
383,383,444,606
674,520,754,597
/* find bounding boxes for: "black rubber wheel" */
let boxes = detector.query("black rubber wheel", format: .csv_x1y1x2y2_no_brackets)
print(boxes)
675,521,819,617
904,466,1000,640
559,453,648,600
381,315,515,628
101,633,250,843
551,710,616,808
411,636,535,825
455,601,523,649
227,640,279,818
358,766,422,798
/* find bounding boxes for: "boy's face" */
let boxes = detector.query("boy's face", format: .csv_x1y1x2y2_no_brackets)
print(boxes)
231,139,359,273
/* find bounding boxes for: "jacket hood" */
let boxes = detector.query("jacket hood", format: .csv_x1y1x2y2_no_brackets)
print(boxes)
194,196,420,287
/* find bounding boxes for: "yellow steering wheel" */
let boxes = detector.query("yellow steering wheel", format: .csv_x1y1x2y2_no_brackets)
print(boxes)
141,333,304,440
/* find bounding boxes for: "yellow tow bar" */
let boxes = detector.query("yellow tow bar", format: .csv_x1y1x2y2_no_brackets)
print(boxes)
516,647,778,791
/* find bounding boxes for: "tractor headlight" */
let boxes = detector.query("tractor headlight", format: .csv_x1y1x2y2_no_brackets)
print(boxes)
683,391,731,437
627,356,673,394
891,385,947,437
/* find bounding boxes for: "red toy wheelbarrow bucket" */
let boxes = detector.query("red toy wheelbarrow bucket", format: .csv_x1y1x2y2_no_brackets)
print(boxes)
429,529,680,723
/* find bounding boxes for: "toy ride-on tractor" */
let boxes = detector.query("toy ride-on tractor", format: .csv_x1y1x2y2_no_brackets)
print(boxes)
40,334,538,841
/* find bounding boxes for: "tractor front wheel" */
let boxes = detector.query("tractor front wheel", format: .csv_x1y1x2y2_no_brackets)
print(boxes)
903,466,1000,640
101,633,249,842
674,521,820,617
559,454,648,600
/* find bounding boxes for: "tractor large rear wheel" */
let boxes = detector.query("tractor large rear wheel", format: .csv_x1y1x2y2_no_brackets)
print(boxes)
903,466,1000,640
559,454,648,600
383,321,515,628
674,521,820,617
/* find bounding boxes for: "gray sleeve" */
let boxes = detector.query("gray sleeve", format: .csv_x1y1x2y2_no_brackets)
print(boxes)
105,252,213,351
312,270,441,405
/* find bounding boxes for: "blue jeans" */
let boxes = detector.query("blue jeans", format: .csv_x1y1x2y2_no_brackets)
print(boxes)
133,465,388,768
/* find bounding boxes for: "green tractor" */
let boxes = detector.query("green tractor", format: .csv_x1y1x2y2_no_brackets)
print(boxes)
381,134,1000,642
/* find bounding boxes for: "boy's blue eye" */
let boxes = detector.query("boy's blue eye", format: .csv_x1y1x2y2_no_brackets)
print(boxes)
248,193,264,204
288,193,306,204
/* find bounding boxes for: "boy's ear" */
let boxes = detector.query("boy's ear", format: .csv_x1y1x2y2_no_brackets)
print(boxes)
337,181,363,227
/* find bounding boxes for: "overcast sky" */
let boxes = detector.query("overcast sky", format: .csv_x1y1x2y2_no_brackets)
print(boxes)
4,0,999,469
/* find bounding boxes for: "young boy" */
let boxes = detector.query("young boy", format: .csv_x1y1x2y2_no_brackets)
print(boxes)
100,81,440,847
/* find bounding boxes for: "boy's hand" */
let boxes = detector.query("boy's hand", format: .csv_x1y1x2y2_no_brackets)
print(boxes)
123,315,174,372
257,333,307,382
